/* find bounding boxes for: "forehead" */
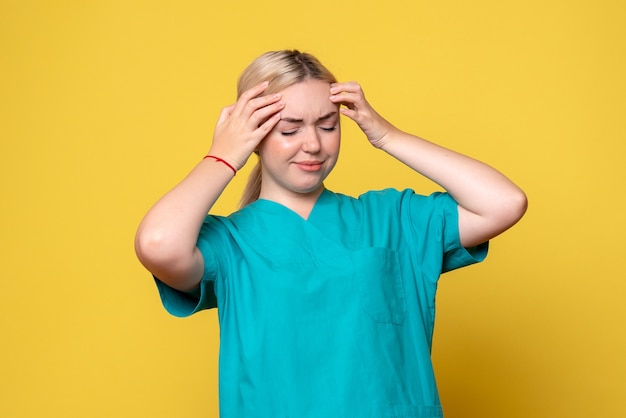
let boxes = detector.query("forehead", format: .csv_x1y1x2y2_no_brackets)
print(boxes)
279,79,336,118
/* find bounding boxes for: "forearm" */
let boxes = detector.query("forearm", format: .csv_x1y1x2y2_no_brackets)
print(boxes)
134,158,234,290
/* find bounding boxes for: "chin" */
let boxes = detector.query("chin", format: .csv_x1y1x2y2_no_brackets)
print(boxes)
292,182,325,195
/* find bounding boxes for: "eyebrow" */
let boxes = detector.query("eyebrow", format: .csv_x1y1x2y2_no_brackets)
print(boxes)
280,111,338,124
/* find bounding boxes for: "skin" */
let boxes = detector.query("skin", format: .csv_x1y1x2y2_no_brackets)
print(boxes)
135,78,527,292
256,79,341,218
329,81,528,248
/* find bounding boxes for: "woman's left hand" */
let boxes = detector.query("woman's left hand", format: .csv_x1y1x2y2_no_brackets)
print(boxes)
330,82,396,149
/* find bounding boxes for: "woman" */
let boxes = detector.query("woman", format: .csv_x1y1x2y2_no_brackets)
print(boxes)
135,50,527,417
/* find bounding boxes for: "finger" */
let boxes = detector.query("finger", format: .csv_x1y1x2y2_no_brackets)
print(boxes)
232,81,270,114
240,80,270,100
330,81,361,95
255,111,282,137
251,99,285,126
244,93,283,118
339,106,358,121
330,91,362,107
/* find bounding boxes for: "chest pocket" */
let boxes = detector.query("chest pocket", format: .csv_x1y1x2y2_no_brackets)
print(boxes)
351,247,406,325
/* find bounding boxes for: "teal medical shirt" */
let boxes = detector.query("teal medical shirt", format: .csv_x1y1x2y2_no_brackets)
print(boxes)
155,188,488,417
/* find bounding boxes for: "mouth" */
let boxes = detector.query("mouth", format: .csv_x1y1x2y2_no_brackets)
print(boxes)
294,160,324,172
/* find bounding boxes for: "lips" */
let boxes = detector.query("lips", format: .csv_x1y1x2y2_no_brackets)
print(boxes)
294,160,324,172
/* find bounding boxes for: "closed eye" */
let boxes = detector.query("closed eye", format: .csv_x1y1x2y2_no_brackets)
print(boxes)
280,124,336,136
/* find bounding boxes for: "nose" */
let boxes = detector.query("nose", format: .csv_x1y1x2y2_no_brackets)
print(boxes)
302,127,321,153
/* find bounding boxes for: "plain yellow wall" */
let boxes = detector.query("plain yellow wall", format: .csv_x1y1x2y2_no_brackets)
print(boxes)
1,0,625,417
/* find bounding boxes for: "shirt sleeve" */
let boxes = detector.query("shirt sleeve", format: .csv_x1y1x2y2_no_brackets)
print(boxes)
436,192,489,272
153,215,225,318
398,189,488,275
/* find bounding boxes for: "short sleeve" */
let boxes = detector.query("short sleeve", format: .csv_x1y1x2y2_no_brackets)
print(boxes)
391,189,487,275
435,192,488,272
153,216,227,318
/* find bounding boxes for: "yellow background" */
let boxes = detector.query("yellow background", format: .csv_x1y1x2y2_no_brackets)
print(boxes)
1,0,625,416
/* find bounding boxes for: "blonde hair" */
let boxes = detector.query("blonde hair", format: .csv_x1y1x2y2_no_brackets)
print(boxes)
238,50,338,208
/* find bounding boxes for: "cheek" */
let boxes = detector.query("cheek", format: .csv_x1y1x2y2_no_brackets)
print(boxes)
259,133,299,155
327,131,341,154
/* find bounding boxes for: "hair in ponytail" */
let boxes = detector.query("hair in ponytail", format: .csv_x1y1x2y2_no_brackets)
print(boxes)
239,160,262,208
237,50,337,208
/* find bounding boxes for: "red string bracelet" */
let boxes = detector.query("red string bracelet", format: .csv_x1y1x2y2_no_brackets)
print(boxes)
204,155,237,176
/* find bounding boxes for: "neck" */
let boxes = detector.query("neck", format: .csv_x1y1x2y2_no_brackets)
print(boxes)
259,185,325,220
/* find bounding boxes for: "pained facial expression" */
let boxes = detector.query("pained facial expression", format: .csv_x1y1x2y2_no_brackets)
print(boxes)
258,79,340,199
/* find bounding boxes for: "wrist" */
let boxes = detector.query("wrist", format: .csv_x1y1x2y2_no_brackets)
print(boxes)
203,155,237,176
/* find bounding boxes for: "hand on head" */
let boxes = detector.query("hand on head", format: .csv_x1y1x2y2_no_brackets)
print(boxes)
330,81,396,149
209,82,285,170
209,76,395,177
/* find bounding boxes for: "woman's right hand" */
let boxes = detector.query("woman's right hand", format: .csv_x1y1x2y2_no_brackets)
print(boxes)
135,83,284,292
209,81,285,170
